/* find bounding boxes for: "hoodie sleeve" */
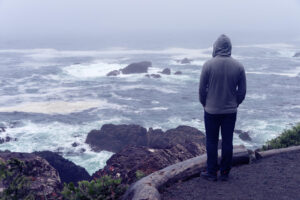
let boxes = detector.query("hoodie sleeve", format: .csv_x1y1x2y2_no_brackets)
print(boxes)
199,63,209,106
237,66,247,105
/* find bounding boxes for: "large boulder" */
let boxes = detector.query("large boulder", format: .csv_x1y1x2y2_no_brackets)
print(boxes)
85,124,148,152
178,58,192,64
0,152,62,199
147,126,206,150
87,125,206,184
293,52,300,57
174,71,183,75
160,68,171,75
234,129,252,141
121,61,152,74
33,151,91,184
85,124,206,153
92,142,205,184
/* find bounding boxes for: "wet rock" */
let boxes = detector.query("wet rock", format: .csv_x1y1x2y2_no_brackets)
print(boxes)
121,61,152,74
72,142,79,147
0,152,63,199
86,124,205,153
234,129,252,141
145,74,151,78
87,125,206,184
34,151,91,184
92,142,206,184
107,70,120,76
178,58,192,64
174,71,183,75
0,136,17,144
0,127,6,132
150,74,161,78
160,68,171,75
293,52,300,57
85,124,148,152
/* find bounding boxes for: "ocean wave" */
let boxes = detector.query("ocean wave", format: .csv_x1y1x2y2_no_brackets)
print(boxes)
247,67,300,78
63,61,125,78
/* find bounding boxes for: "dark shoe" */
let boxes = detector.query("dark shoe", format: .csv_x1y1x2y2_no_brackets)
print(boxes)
220,173,229,181
200,171,217,181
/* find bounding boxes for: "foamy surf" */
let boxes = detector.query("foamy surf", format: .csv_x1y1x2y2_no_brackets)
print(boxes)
0,100,123,114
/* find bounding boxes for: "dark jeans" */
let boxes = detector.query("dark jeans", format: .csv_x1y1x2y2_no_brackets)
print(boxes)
204,111,237,175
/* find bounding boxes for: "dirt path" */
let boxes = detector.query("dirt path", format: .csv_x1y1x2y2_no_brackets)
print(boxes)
161,150,300,200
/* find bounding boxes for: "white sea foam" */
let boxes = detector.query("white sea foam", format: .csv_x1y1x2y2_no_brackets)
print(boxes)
247,93,267,100
247,67,300,78
0,117,130,174
63,61,125,78
0,100,123,114
118,84,178,94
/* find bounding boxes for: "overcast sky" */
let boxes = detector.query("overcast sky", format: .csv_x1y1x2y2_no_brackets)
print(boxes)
1,0,300,48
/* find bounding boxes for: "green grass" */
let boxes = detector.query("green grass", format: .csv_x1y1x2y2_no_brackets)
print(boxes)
262,123,300,151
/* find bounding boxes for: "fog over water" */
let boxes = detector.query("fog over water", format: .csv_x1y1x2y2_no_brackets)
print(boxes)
0,0,300,49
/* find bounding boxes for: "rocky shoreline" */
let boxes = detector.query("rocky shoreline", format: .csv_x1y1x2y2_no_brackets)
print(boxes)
0,123,253,199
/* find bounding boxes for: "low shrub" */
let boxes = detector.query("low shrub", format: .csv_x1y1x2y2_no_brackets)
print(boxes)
262,123,300,150
61,175,127,200
0,158,34,200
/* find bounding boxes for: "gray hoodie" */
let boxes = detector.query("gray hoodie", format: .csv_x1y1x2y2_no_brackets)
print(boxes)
199,34,246,114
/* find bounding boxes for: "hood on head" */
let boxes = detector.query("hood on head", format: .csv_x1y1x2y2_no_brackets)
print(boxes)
212,34,232,57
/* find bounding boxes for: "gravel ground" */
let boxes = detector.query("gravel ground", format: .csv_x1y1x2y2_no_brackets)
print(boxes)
161,150,300,200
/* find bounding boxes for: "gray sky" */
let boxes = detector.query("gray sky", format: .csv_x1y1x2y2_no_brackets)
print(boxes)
1,0,300,48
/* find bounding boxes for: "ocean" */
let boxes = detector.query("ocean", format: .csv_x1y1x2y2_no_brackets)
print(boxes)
0,43,300,174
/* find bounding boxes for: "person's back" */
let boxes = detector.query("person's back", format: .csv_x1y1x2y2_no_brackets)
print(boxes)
199,34,246,114
199,34,246,181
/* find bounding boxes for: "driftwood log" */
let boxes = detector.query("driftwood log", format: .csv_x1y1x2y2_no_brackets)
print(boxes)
255,145,300,159
122,146,250,200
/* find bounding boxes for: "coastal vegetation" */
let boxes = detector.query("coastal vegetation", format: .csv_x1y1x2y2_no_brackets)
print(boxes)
61,175,127,200
262,123,300,150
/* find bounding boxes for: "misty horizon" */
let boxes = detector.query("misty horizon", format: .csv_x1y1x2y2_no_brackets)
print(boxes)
1,0,300,49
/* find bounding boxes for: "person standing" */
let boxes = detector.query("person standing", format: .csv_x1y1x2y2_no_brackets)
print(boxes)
199,34,246,181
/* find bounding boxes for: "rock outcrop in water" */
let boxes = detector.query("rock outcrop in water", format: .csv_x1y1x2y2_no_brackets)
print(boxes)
33,151,91,184
234,129,252,142
178,58,192,64
293,52,300,57
121,61,152,74
0,151,62,199
160,68,171,75
87,125,206,184
106,70,120,76
85,124,205,153
174,71,183,75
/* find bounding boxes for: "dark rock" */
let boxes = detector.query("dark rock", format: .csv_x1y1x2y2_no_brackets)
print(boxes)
0,152,62,199
234,129,252,141
150,74,161,78
85,124,148,152
79,148,86,153
88,125,206,184
72,142,79,147
107,70,120,76
160,68,171,75
174,71,183,75
147,125,206,149
34,151,91,184
92,143,206,184
179,58,192,64
86,124,205,153
0,127,6,132
293,52,300,57
145,74,151,78
0,136,17,144
121,61,152,74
